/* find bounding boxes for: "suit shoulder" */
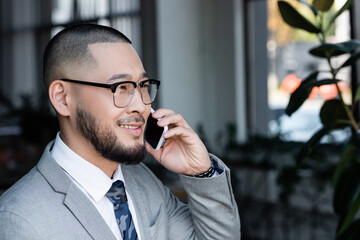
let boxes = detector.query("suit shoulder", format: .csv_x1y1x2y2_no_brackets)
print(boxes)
125,162,162,183
0,167,49,212
122,162,171,195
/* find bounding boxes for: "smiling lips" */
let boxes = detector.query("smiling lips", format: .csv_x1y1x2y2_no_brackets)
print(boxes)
119,124,143,136
120,124,140,129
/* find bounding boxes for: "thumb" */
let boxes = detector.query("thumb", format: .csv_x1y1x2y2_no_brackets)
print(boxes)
145,142,162,163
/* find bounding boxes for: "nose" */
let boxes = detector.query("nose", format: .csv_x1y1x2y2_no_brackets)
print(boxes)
126,87,147,114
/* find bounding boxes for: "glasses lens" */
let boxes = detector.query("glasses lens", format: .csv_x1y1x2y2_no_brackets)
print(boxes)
113,80,159,107
141,80,158,105
114,82,135,107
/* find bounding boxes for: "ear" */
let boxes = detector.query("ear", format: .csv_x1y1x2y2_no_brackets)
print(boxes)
48,80,71,117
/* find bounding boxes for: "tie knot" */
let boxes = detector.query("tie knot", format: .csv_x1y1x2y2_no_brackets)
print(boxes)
106,180,128,204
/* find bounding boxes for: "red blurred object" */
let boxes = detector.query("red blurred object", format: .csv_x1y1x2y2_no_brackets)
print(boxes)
338,81,348,92
280,74,301,93
281,74,348,100
319,84,338,100
318,81,347,99
309,87,319,99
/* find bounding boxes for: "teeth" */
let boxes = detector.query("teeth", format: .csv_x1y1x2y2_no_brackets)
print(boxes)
120,125,139,129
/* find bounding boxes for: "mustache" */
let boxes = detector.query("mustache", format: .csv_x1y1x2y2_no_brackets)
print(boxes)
116,115,145,125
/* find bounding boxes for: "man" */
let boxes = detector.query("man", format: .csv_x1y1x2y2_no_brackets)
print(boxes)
0,24,240,239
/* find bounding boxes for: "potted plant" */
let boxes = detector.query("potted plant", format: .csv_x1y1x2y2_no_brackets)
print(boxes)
278,0,360,238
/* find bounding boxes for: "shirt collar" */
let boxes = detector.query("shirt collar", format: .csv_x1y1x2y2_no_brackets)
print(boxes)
50,132,125,202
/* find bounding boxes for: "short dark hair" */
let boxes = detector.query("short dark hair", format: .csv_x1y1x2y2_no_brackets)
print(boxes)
43,23,131,88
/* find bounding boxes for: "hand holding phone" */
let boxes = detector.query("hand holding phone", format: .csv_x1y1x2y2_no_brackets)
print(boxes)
144,108,211,176
145,108,168,150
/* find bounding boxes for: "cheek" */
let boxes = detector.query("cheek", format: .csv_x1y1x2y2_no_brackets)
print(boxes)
144,106,151,120
84,91,118,116
87,89,112,106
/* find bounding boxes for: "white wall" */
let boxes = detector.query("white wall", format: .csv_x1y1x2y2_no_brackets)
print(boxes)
234,0,247,142
156,0,203,128
156,0,246,151
246,0,269,136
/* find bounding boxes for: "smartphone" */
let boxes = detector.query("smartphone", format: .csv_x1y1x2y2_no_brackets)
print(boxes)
145,108,168,150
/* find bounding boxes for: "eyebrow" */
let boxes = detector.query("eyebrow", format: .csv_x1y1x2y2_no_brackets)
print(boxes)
108,72,150,82
108,74,130,82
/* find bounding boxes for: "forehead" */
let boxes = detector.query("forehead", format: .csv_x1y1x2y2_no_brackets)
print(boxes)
88,42,145,80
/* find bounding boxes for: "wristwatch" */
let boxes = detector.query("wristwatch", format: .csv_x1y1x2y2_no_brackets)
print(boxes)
194,159,222,178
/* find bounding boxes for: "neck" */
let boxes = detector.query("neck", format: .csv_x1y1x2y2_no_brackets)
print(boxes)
91,158,119,179
59,131,120,178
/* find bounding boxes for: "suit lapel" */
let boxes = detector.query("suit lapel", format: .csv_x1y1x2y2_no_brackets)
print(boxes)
122,165,152,239
37,142,116,240
64,184,116,240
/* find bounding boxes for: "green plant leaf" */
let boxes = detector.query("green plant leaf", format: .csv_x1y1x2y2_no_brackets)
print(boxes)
320,99,349,128
285,71,319,116
355,85,360,103
329,0,355,26
309,40,360,58
309,78,340,87
313,0,334,11
278,1,321,33
299,71,320,85
332,144,356,188
298,0,318,16
340,52,360,69
338,219,360,240
338,192,360,236
296,126,331,166
333,162,360,216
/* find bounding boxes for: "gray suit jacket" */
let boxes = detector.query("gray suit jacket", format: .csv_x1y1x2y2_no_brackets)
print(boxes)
0,141,240,239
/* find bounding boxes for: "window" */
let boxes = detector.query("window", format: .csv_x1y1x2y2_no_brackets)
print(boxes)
0,0,145,192
267,0,352,142
51,0,142,53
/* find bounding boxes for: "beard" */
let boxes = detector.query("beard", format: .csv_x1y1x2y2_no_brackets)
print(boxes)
76,106,146,165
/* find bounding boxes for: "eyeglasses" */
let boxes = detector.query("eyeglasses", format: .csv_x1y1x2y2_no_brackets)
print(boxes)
61,78,160,108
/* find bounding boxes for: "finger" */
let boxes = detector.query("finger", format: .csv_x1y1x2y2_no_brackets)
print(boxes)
158,113,190,129
145,142,162,160
152,108,175,119
163,126,198,144
145,142,154,153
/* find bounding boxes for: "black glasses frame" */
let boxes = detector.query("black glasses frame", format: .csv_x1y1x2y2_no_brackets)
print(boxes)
61,78,160,107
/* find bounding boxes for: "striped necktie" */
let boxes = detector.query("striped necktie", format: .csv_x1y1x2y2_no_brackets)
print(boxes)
106,180,138,240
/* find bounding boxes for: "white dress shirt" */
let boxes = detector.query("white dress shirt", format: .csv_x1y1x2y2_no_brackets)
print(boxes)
50,132,141,240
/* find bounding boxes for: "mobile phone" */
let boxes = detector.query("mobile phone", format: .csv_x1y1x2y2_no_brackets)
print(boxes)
145,108,168,150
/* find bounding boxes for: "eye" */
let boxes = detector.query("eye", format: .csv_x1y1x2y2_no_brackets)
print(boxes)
119,85,128,90
142,83,150,89
117,83,132,93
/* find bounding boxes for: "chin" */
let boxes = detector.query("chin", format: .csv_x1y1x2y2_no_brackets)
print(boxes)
107,142,147,165
130,135,145,144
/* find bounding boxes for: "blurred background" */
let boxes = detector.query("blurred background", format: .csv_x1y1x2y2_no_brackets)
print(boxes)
1,0,360,239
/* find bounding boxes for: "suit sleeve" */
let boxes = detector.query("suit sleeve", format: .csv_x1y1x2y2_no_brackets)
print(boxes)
158,154,240,240
178,154,241,240
0,211,42,240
